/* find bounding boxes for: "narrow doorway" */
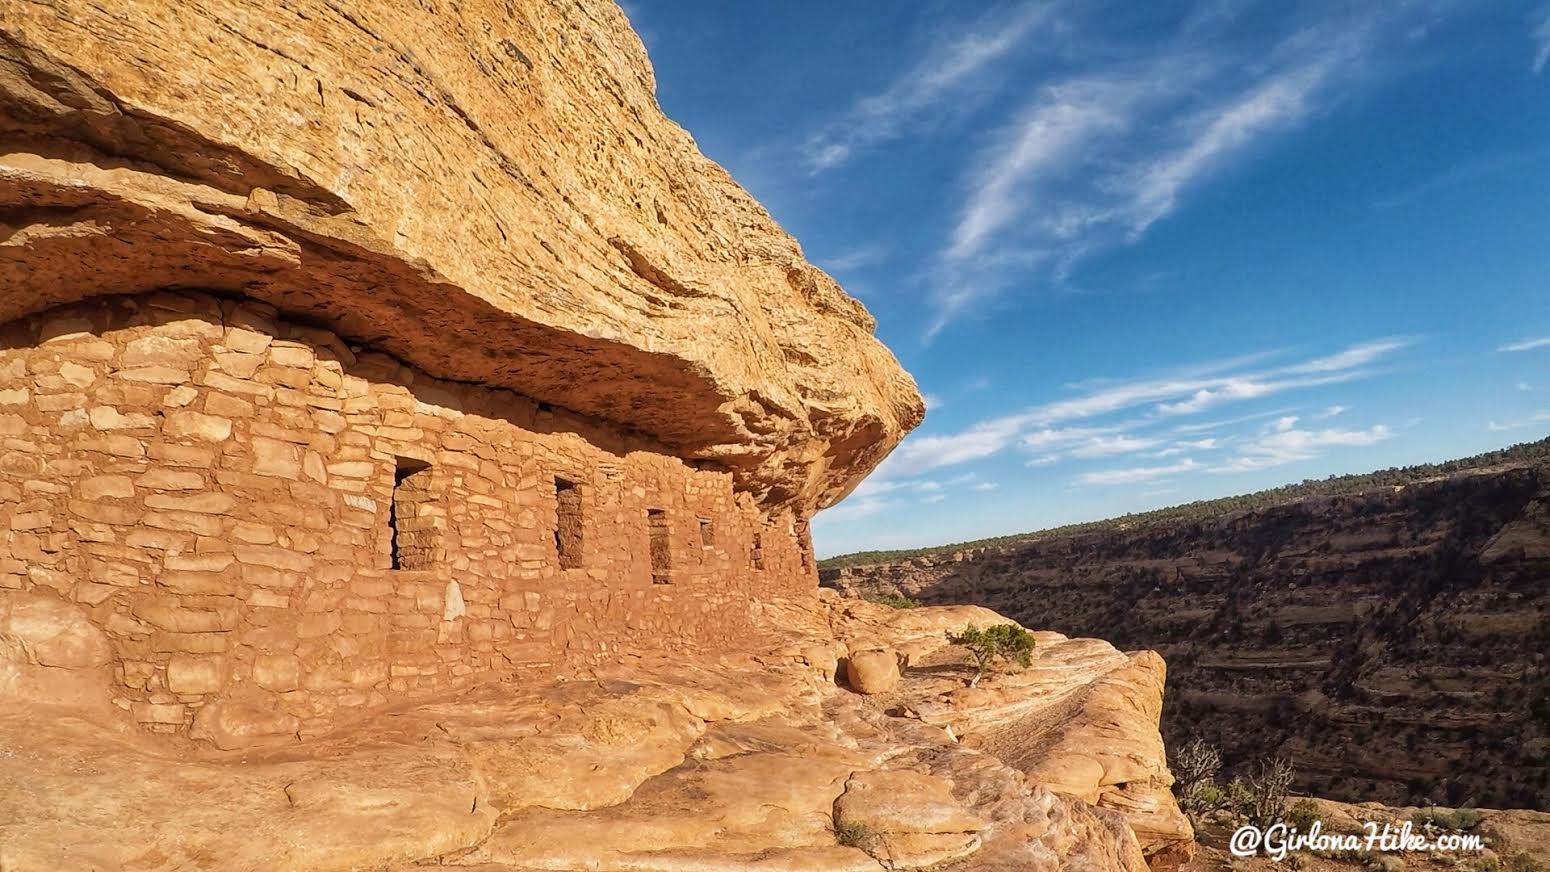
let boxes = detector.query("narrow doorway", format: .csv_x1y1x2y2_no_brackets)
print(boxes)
648,509,671,584
390,458,433,570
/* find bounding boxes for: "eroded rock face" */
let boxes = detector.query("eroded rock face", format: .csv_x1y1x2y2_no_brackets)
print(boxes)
846,648,902,694
824,464,1550,812
0,0,922,514
0,595,1185,872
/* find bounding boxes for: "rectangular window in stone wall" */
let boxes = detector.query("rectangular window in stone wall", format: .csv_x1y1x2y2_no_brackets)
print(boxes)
698,517,714,548
751,531,765,570
796,518,812,571
648,509,671,584
555,477,582,569
391,458,435,570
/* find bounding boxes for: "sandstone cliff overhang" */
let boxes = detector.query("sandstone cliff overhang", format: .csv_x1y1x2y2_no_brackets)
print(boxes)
0,0,924,514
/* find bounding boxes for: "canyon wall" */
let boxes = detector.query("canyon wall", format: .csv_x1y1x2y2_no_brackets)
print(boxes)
825,464,1550,810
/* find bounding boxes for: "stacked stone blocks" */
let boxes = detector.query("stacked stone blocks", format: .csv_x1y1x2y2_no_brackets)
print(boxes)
0,290,816,739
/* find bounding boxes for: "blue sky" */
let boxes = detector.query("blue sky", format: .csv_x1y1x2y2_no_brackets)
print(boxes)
623,1,1550,557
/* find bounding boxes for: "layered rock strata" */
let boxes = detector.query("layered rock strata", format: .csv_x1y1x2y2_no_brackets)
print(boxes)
0,0,923,513
0,591,1191,872
825,464,1550,810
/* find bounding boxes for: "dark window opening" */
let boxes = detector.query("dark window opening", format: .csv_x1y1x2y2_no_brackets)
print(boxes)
555,477,582,569
796,518,813,572
390,458,434,570
751,531,765,570
648,509,671,584
698,518,715,548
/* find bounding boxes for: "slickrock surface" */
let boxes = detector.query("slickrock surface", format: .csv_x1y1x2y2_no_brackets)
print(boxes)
0,592,1190,871
824,462,1550,811
0,0,922,513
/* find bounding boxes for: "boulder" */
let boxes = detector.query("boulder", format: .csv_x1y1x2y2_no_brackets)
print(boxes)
833,769,987,834
0,591,112,669
189,700,300,750
845,649,900,694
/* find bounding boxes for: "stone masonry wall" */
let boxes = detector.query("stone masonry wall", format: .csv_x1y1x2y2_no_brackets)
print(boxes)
0,291,816,740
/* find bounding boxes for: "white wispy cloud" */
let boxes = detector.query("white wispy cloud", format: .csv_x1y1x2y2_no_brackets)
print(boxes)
818,494,896,523
1068,434,1163,457
919,6,1428,337
947,76,1141,262
1081,458,1200,485
1152,437,1218,457
873,337,1410,479
804,2,1054,173
1489,411,1550,431
1286,338,1411,373
1533,5,1550,74
1500,336,1550,352
1121,50,1344,237
1173,407,1299,434
1374,146,1550,209
1317,404,1348,418
820,244,890,273
1210,419,1392,472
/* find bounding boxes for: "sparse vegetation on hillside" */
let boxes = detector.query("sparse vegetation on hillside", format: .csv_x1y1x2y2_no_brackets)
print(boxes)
1173,737,1303,833
821,437,1550,569
1174,738,1228,827
867,593,922,609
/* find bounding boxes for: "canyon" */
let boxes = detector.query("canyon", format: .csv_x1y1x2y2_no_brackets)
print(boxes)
824,444,1550,813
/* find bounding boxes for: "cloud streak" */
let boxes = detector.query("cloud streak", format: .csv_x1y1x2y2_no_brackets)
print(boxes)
1081,459,1200,485
921,7,1417,337
1534,5,1550,74
1500,336,1550,352
804,2,1054,173
1209,417,1391,472
873,337,1411,479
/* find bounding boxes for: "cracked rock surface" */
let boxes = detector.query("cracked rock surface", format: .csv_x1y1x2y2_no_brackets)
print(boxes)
0,592,1188,871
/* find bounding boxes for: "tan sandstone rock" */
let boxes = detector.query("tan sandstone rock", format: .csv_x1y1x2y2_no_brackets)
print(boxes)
834,769,988,835
0,591,112,669
846,648,901,695
0,598,1179,872
0,0,922,514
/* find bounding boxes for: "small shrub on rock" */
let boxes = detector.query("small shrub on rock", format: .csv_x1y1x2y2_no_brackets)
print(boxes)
1173,738,1226,827
869,593,922,609
1413,807,1483,833
948,623,1034,687
1236,757,1296,829
1286,798,1323,833
832,819,875,849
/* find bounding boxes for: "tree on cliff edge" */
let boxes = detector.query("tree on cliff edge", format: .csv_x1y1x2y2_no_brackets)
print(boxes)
948,624,1035,687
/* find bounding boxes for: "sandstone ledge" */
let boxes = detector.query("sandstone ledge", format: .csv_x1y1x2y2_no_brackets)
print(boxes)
0,0,923,514
0,593,1189,871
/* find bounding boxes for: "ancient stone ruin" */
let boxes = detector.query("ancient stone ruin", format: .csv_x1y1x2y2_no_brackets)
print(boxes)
2,290,837,741
0,0,922,742
1,3,1194,870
